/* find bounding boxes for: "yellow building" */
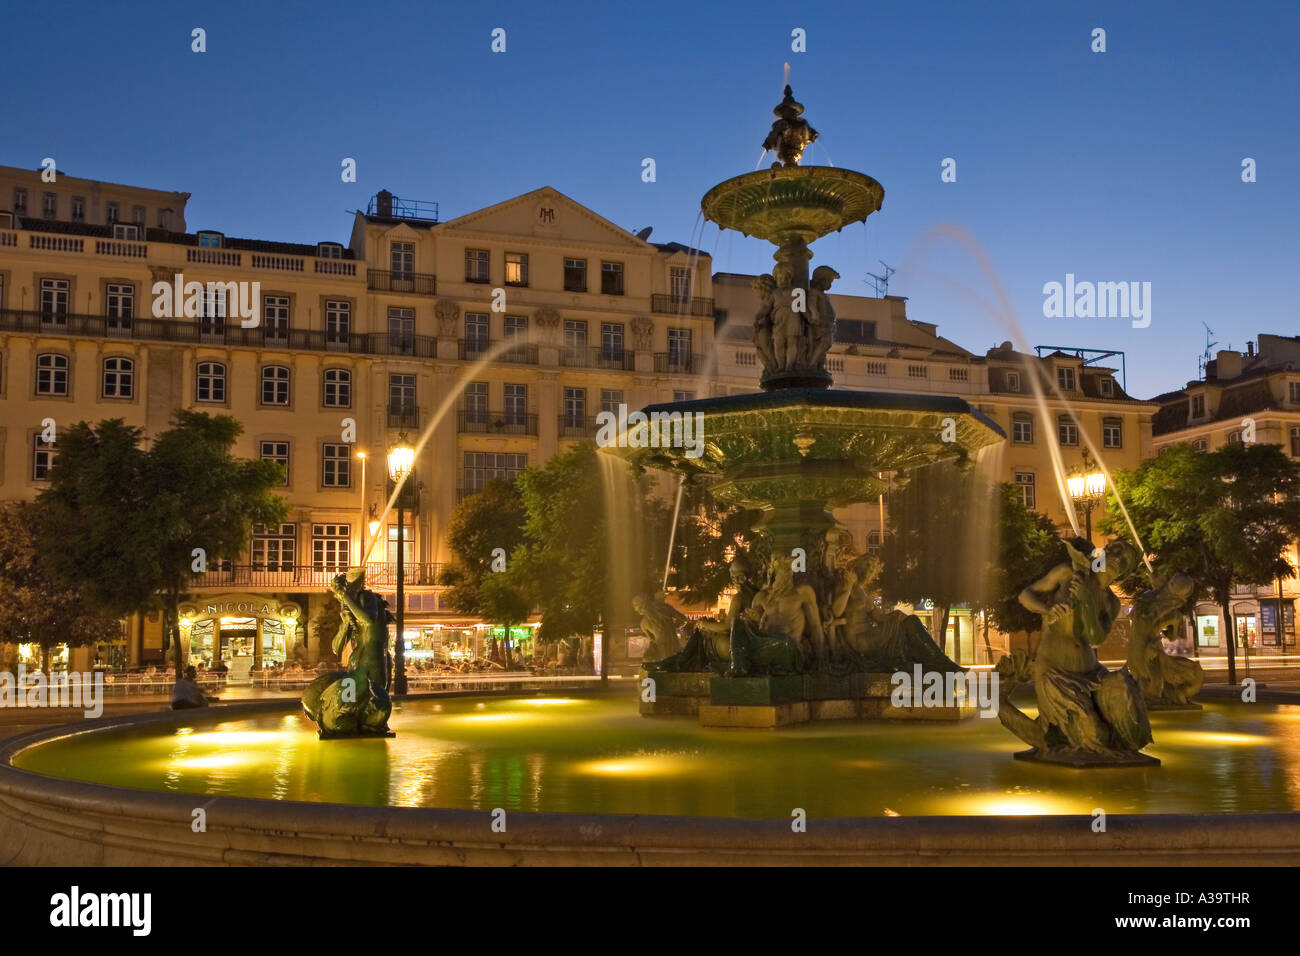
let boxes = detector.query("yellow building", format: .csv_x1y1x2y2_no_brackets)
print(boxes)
0,169,713,673
1149,335,1300,658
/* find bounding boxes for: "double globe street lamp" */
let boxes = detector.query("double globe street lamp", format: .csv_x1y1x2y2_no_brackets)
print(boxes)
386,436,416,695
1066,452,1107,543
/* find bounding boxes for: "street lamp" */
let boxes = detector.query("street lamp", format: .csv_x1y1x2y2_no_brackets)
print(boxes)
356,450,367,563
1066,457,1107,543
387,435,415,695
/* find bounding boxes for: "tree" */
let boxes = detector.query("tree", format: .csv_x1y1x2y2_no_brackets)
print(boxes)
311,599,343,664
985,482,1067,642
666,479,769,607
1102,441,1300,684
0,501,123,672
439,478,532,667
37,412,288,673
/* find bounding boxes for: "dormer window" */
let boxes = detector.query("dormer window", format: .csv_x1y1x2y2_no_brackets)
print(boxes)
317,242,344,259
1191,394,1206,418
1099,377,1114,397
1057,366,1076,391
1006,370,1021,393
197,230,223,249
112,223,140,240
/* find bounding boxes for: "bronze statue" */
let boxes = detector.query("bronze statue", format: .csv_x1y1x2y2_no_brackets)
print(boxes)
751,274,778,371
805,266,840,368
762,85,818,168
996,538,1156,765
1128,572,1204,706
730,556,823,673
633,591,686,662
302,567,394,738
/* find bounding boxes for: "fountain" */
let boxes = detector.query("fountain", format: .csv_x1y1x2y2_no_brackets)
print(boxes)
601,85,1004,728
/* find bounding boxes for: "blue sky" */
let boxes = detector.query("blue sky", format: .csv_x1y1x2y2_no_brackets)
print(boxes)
3,0,1295,398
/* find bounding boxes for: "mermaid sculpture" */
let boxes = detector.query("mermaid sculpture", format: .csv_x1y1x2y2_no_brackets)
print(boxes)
302,566,394,738
995,537,1156,766
1128,572,1204,707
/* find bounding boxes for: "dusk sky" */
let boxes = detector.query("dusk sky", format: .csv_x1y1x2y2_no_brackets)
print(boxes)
4,0,1296,398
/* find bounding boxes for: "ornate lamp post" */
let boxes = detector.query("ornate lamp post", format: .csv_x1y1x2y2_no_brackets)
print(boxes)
1066,452,1107,543
386,435,415,695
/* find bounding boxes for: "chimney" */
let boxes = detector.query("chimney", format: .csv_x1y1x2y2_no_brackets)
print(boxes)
376,190,393,218
1247,340,1255,357
1215,349,1243,380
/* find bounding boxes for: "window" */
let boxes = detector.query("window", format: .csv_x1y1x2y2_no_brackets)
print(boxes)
1006,370,1021,393
504,384,528,425
252,523,296,572
260,441,290,485
323,368,352,408
261,365,290,405
1014,472,1036,510
600,389,623,415
382,306,412,355
105,201,119,224
322,444,352,488
563,257,587,292
389,373,415,413
1192,394,1206,418
673,391,696,401
12,188,26,216
601,322,624,361
102,357,133,398
1012,413,1033,444
386,522,414,567
311,524,351,572
563,387,586,428
667,328,692,369
71,196,85,222
463,452,526,494
464,312,490,355
42,192,57,218
132,205,146,226
36,353,69,395
196,362,226,402
325,300,350,345
112,223,140,240
505,252,528,286
835,319,877,344
1291,427,1300,457
317,242,343,259
1057,366,1075,392
564,319,587,359
464,382,488,424
1058,415,1078,446
390,241,414,278
670,267,691,300
465,248,490,283
197,230,222,248
504,314,527,338
32,435,55,480
1099,377,1114,397
40,278,69,320
601,261,624,295
1290,382,1300,405
106,283,133,332
1102,417,1123,449
1227,430,1243,444
199,288,226,339
157,209,172,230
262,295,289,342
1193,438,1209,452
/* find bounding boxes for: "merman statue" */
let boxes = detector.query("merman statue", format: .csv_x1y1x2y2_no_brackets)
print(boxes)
302,567,394,738
1127,572,1204,707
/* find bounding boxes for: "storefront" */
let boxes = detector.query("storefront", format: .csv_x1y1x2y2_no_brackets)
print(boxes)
177,595,303,681
1193,598,1297,657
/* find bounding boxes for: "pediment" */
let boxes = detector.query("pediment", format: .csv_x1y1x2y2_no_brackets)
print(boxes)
436,187,654,251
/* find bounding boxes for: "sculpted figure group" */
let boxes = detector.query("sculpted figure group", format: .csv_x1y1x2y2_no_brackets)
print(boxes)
644,532,962,678
751,265,840,379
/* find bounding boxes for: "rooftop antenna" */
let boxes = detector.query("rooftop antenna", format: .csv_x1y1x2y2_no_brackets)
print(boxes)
865,260,895,297
1198,322,1218,380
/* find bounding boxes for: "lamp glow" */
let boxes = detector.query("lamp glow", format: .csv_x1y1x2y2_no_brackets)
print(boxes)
387,439,415,481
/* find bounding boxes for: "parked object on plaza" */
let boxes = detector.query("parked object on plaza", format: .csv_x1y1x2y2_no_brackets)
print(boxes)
170,666,209,710
302,567,394,738
1127,572,1205,708
996,538,1158,767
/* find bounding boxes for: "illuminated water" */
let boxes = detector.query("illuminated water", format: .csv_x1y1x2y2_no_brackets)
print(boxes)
15,695,1300,817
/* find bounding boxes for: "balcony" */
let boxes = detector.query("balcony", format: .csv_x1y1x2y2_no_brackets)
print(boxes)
651,293,714,317
191,562,444,589
387,404,420,428
557,414,600,439
654,352,706,375
458,410,539,436
365,331,437,357
367,269,437,295
559,347,636,371
459,339,493,361
497,341,539,364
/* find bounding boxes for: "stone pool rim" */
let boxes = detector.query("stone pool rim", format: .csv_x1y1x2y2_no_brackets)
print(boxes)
1,690,1299,866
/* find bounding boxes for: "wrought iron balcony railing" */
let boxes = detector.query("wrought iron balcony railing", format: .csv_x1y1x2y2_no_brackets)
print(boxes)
651,293,714,316
366,269,437,295
457,410,539,436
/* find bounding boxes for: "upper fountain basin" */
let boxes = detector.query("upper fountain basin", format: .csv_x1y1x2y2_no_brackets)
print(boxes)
701,166,885,244
600,389,1005,509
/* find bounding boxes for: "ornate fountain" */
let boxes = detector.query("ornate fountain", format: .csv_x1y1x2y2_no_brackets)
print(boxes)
603,85,1006,728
